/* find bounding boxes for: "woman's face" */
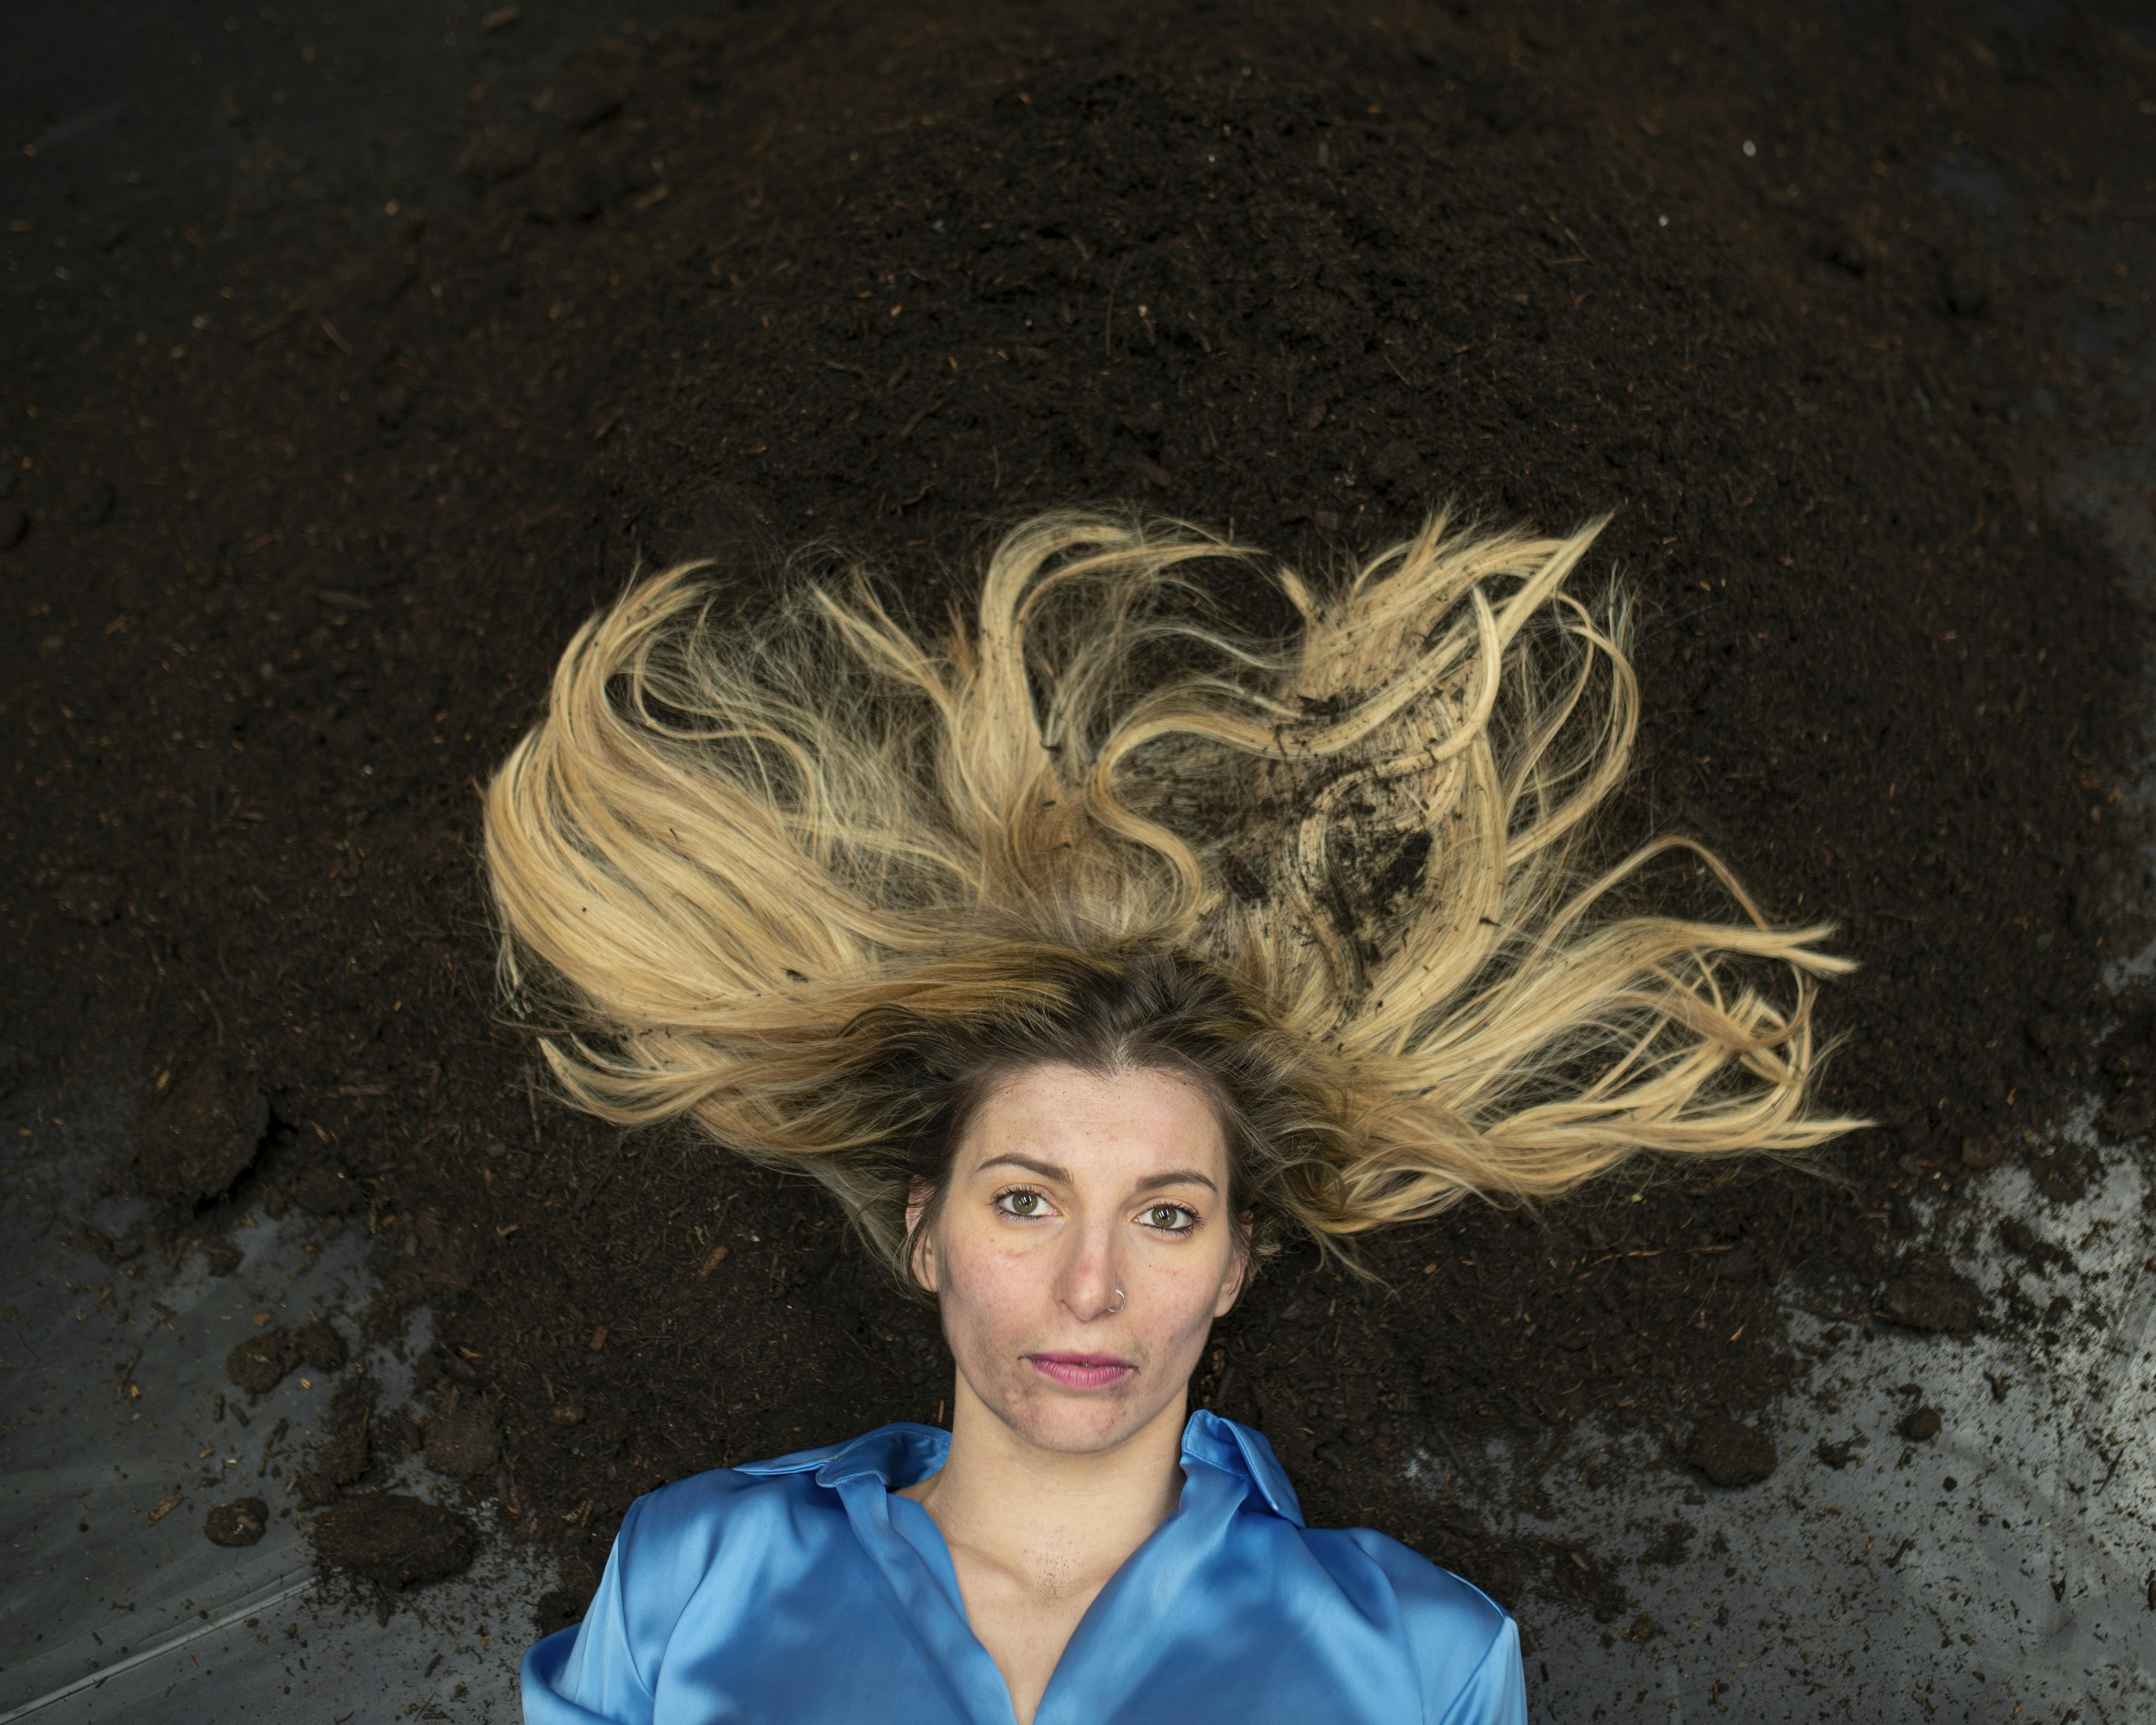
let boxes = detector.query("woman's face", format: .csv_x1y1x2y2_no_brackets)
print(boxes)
913,1062,1246,1456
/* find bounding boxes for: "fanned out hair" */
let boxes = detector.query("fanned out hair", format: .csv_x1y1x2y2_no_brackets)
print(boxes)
483,507,1860,1283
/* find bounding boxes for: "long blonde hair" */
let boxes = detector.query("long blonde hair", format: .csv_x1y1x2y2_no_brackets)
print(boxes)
483,507,1858,1280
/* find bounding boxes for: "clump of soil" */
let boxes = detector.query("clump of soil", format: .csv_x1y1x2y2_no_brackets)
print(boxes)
1878,1256,1985,1335
1899,1406,1944,1443
424,1395,503,1481
1996,1217,2075,1276
311,1496,479,1589
286,1163,366,1217
224,1325,299,1396
4,0,2151,1620
137,1058,267,1206
223,1316,348,1395
1686,1418,1779,1489
203,1497,269,1548
297,1400,372,1508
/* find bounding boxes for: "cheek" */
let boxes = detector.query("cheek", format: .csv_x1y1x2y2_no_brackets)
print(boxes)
933,1231,1048,1348
1136,1252,1235,1356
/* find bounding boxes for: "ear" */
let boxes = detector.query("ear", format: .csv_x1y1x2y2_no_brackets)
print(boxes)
1213,1211,1255,1318
905,1177,940,1295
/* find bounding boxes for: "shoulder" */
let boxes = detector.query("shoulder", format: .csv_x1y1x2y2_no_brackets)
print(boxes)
607,1453,835,1591
1286,1520,1511,1646
1307,1524,1509,1633
607,1420,943,1592
617,1463,794,1545
630,1454,820,1528
523,1435,890,1719
1292,1524,1522,1723
520,1464,832,1725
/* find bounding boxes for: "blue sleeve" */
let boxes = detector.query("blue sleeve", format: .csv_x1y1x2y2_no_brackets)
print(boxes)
521,1498,656,1725
520,1471,770,1724
1431,1614,1525,1725
1340,1529,1526,1725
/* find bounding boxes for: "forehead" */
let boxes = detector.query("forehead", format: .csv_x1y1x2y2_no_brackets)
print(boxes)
956,1062,1228,1183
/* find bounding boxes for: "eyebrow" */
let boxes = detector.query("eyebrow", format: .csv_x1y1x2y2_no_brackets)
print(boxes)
973,1152,1220,1195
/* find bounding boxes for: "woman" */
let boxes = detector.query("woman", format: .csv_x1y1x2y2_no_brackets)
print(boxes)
489,508,1855,1723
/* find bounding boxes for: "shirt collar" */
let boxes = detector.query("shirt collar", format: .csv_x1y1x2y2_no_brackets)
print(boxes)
738,1409,1303,1527
1179,1408,1304,1525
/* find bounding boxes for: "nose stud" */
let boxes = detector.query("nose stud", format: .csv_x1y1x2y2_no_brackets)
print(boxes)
1107,1287,1125,1315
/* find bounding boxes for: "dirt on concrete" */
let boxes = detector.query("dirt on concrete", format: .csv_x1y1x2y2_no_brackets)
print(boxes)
309,1494,479,1589
202,1496,270,1548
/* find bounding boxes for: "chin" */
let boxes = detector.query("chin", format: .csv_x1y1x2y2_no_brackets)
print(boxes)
1007,1403,1150,1454
993,1373,1168,1453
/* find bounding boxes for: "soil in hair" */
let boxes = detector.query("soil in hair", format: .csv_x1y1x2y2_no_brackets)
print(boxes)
6,0,2151,1627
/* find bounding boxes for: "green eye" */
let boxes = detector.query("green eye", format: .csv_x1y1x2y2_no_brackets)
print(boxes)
1002,1191,1042,1216
1148,1205,1191,1231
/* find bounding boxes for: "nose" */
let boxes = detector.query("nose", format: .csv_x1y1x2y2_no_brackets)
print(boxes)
1055,1220,1124,1323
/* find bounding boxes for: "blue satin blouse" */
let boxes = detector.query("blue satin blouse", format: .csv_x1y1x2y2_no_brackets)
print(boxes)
522,1409,1525,1725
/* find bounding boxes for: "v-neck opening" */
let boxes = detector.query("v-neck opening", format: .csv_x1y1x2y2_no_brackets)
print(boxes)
877,1463,1214,1725
801,1414,1283,1725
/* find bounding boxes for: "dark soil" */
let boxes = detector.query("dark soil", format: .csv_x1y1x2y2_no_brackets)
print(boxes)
136,1054,268,1204
6,0,2155,1624
222,1313,349,1394
424,1390,503,1481
1876,1254,1986,1334
202,1495,270,1548
1899,1405,1943,1443
1684,1417,1777,1489
309,1493,479,1589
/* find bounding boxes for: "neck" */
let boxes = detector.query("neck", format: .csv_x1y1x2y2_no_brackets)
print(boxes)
902,1376,1191,1596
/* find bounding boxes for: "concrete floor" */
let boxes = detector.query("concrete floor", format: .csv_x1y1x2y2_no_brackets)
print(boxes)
0,1095,541,1723
1465,1138,2156,1722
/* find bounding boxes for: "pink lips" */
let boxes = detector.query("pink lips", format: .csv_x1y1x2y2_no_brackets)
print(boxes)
1027,1353,1134,1391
